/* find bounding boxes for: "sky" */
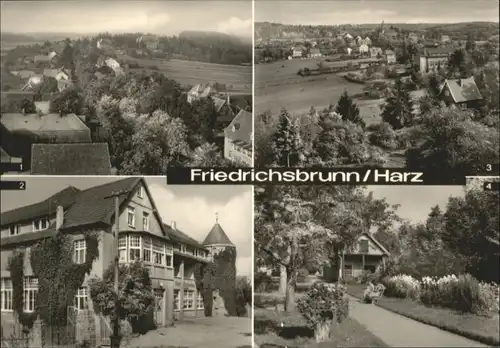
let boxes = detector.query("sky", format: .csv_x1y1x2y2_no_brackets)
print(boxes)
0,1,252,37
256,0,499,25
0,176,253,277
368,185,465,224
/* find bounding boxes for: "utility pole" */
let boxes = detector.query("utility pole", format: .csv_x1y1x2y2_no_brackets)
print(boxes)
106,189,129,348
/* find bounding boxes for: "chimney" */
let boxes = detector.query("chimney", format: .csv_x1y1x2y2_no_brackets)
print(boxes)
457,79,462,87
56,205,64,230
171,221,176,230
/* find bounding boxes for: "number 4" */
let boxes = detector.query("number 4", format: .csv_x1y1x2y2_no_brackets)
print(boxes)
485,183,492,190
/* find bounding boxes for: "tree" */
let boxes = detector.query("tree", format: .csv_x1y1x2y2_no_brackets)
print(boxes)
88,260,156,334
189,143,231,167
20,98,37,113
335,90,365,127
121,110,190,174
447,49,468,78
270,108,303,167
34,76,58,96
50,87,84,115
406,107,500,177
381,78,415,129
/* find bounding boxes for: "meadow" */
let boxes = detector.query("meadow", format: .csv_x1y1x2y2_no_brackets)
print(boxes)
255,58,383,124
123,57,252,93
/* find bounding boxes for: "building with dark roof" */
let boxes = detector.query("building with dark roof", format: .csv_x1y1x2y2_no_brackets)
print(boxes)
438,77,483,109
0,178,212,342
415,46,457,73
30,143,112,175
223,109,252,166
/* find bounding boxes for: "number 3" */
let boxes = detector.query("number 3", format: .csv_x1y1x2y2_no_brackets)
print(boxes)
486,164,492,172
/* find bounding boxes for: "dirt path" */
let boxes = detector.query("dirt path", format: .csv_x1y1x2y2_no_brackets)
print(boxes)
348,297,487,347
125,317,252,348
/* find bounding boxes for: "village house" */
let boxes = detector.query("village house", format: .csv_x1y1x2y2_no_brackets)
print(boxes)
308,48,322,58
383,29,398,41
355,36,362,44
441,35,451,43
96,38,114,50
292,45,305,58
364,36,372,46
408,32,420,43
34,52,56,64
43,68,70,81
224,109,252,166
187,84,217,104
385,50,396,64
358,44,369,55
211,95,235,127
344,33,353,41
322,232,390,281
21,75,43,91
0,177,236,344
370,47,383,58
136,35,160,50
438,77,483,110
415,46,456,73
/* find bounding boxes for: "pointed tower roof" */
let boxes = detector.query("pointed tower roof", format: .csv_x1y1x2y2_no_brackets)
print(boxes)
203,213,234,246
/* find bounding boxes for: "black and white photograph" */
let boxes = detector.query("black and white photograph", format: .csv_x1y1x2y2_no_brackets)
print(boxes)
254,0,499,176
0,176,252,348
0,0,253,175
254,183,499,347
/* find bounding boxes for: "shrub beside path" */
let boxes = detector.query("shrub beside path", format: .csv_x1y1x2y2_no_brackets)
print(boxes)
348,296,488,347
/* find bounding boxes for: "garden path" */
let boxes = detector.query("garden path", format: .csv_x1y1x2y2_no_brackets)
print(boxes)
348,296,488,347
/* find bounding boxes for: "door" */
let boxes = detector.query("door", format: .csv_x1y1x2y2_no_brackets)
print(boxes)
154,289,164,327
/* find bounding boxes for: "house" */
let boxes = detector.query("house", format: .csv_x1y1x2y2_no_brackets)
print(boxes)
441,35,451,43
211,95,235,126
97,38,114,50
30,143,112,175
344,33,353,40
364,36,372,46
370,47,383,58
346,47,352,56
309,48,322,58
355,36,362,44
187,84,217,104
416,47,456,73
43,68,69,81
408,32,420,43
438,77,483,110
383,30,398,41
34,52,56,64
358,44,369,55
10,70,36,79
292,46,305,58
137,35,160,50
322,232,390,281
21,75,43,91
224,109,252,166
0,177,233,342
385,50,396,64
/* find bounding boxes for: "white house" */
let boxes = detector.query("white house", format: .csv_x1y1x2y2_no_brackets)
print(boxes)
359,44,369,55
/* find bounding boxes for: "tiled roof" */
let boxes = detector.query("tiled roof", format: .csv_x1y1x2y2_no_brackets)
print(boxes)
203,223,234,246
30,143,112,175
1,186,81,226
441,77,483,103
164,223,206,249
422,47,456,56
212,96,226,113
224,109,252,149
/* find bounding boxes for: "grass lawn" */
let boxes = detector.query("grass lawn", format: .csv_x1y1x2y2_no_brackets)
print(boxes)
347,283,500,346
254,307,388,348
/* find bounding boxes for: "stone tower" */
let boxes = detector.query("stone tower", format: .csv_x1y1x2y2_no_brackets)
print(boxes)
203,213,236,316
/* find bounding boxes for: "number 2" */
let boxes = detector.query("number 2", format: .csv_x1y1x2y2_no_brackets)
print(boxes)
19,182,25,190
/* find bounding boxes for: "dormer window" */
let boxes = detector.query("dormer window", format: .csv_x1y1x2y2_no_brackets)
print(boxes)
33,217,49,232
9,224,20,236
232,123,240,132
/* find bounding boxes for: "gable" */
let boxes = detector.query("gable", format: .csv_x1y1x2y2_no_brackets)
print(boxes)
118,180,166,239
347,233,388,255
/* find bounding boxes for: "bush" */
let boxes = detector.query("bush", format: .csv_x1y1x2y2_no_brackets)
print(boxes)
296,282,349,342
369,122,398,150
254,293,284,309
297,268,309,283
382,274,421,300
254,271,274,293
235,276,252,316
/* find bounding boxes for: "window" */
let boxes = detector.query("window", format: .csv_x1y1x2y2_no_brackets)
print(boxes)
153,241,165,266
174,290,180,310
364,265,376,273
183,290,194,309
180,245,186,254
143,237,152,263
118,235,127,262
9,225,20,236
136,186,143,199
23,277,38,312
127,207,136,228
142,212,150,231
174,264,181,278
129,235,141,261
33,217,49,232
359,240,369,253
343,264,353,277
1,278,13,311
73,240,86,264
197,292,204,309
74,287,88,310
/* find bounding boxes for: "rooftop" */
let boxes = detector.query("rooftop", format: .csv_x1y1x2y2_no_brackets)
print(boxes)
224,109,252,150
203,222,234,246
0,113,90,133
441,77,483,103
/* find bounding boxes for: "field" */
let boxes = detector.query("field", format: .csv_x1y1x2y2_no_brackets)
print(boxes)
122,57,252,93
255,58,384,123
